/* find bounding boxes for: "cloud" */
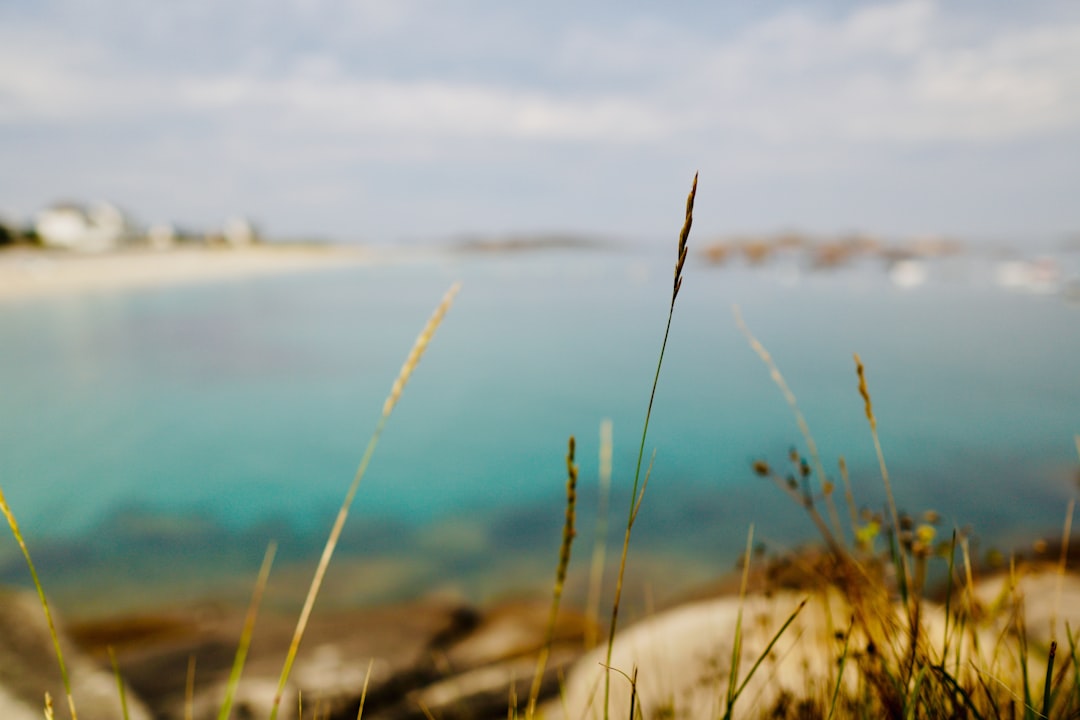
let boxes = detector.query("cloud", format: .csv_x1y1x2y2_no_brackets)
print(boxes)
1,0,1078,237
177,66,669,143
2,1,1078,145
558,0,1080,144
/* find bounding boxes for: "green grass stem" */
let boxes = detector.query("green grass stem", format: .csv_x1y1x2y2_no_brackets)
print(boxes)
1041,641,1056,719
602,173,696,719
217,540,276,720
723,598,807,719
826,617,855,720
724,525,755,715
108,647,130,720
0,485,78,720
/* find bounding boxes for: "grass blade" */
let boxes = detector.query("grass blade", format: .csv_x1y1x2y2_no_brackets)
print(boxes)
0,485,78,720
603,173,696,719
217,540,276,720
356,658,374,719
269,282,461,720
526,436,579,718
726,598,808,716
585,419,613,650
108,647,130,720
724,525,755,715
826,617,855,720
1041,641,1056,720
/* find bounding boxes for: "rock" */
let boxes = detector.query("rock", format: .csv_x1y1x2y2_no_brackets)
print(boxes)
0,587,154,720
399,600,589,720
550,587,1034,720
970,568,1080,648
80,597,478,720
78,596,589,720
553,591,837,719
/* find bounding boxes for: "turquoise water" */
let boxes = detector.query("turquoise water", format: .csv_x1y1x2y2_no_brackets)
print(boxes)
1,246,1078,611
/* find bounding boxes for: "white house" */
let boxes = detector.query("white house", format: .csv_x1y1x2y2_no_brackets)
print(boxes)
221,217,259,247
35,202,138,252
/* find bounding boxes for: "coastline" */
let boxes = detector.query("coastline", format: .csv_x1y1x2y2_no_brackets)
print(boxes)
0,244,372,302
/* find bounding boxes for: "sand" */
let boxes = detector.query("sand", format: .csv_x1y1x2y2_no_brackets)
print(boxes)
0,244,372,302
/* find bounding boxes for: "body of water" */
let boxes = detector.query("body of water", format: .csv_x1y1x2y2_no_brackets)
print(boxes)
1,244,1078,615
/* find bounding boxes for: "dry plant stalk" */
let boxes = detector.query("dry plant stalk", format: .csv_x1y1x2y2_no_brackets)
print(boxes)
269,281,461,720
854,354,912,596
356,658,375,720
585,418,613,650
603,173,697,720
838,456,860,542
526,436,578,719
217,541,277,720
1052,499,1075,641
673,172,696,303
734,307,844,553
383,282,461,417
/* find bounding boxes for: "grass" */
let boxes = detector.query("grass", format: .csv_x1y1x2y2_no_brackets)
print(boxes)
1,175,1078,719
725,327,1080,719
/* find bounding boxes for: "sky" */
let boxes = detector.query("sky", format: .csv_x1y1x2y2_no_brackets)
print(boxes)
1,0,1079,245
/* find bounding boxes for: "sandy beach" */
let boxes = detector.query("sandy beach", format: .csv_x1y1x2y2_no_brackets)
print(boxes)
0,244,372,302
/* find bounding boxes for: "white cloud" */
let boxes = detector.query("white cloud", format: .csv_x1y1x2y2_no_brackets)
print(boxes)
175,70,669,143
690,0,1080,143
3,0,1078,146
1,0,1079,237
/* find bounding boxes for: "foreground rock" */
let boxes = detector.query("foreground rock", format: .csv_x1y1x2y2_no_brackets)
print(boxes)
0,588,154,720
552,568,1080,719
72,597,589,720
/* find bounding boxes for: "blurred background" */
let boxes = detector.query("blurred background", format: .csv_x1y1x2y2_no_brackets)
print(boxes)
2,0,1079,245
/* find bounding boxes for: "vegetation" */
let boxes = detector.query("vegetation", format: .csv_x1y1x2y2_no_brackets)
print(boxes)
1,174,1078,719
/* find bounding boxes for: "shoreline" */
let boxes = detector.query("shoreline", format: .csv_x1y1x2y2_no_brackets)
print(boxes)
0,244,374,302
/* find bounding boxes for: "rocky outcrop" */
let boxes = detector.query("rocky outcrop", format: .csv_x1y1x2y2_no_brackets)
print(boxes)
73,597,589,720
551,569,1080,719
0,587,153,720
17,566,1072,719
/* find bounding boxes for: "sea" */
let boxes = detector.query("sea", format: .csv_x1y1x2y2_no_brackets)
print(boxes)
1,242,1078,617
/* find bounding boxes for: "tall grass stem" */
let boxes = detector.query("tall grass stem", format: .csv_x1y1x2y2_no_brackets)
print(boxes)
854,353,912,598
269,282,460,720
108,647,130,720
217,541,277,720
602,173,696,719
585,419,613,650
734,307,843,552
0,485,77,720
526,436,578,718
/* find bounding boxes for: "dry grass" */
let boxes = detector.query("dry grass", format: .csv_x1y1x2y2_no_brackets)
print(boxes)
732,329,1080,719
270,281,461,719
525,436,579,719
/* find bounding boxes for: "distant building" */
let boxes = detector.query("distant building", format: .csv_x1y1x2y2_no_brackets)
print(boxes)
146,223,177,250
35,202,138,252
221,217,260,247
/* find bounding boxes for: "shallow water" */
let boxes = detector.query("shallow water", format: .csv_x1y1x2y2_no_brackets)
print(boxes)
1,245,1078,614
